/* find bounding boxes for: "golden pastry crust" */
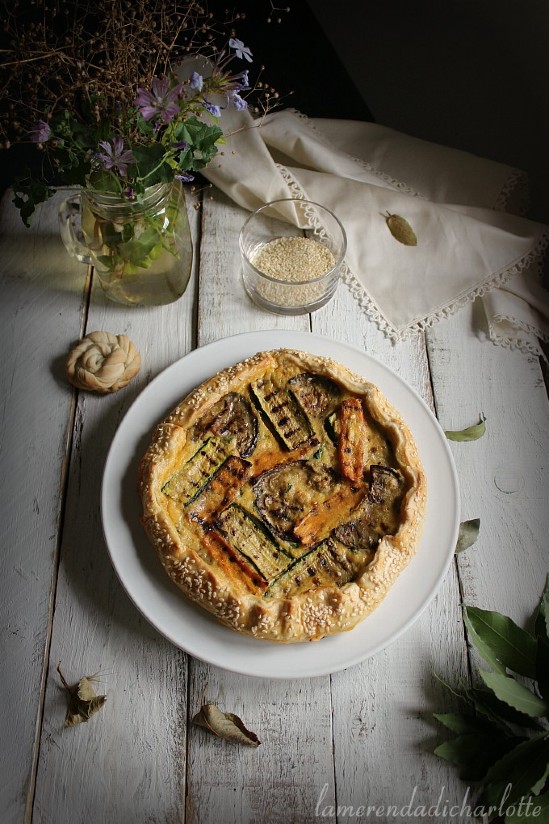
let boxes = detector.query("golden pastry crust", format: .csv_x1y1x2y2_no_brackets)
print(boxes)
138,349,426,643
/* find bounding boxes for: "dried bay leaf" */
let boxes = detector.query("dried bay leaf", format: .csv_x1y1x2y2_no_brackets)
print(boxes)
385,212,417,246
57,665,106,728
455,518,480,553
192,703,261,747
445,416,486,442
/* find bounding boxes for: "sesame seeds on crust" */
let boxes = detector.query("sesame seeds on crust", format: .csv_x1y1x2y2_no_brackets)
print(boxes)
138,349,427,643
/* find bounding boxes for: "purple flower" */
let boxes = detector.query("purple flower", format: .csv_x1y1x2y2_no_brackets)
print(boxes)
228,38,253,62
30,119,51,143
172,140,188,151
204,101,222,117
134,76,184,124
231,93,247,111
189,72,203,92
236,70,250,89
97,138,135,177
175,171,195,182
222,69,250,94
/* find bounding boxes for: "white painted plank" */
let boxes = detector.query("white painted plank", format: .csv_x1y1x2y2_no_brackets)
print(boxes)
196,188,311,346
426,302,549,623
186,190,337,824
313,281,469,811
0,190,89,823
32,188,200,823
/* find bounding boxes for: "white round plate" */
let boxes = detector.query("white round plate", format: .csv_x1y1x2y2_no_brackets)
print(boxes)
101,330,459,679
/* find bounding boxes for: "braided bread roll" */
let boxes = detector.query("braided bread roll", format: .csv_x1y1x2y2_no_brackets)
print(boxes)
67,331,141,393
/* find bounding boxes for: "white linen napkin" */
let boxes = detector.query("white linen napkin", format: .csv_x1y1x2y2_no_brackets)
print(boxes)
201,107,549,357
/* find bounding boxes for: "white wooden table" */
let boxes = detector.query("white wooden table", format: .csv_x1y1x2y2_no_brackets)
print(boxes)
1,184,547,824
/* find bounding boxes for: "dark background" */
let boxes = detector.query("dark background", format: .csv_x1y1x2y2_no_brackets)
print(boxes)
2,0,548,225
231,0,549,223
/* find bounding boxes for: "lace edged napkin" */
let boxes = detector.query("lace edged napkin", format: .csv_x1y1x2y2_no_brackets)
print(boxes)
201,107,549,357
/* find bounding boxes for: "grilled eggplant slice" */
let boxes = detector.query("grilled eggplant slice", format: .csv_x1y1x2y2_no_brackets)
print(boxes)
368,465,403,504
162,437,234,505
187,456,252,523
332,501,380,550
194,392,258,458
266,539,355,599
288,373,341,419
215,504,292,581
333,465,405,549
253,460,335,540
250,378,312,449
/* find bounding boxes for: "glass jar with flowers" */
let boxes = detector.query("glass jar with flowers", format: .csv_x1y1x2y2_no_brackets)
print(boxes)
0,1,274,306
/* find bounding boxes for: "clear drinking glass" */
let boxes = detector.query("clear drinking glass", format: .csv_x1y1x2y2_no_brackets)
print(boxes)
239,198,347,315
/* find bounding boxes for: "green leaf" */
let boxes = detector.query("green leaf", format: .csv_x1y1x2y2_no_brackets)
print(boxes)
433,712,492,735
434,732,523,782
464,605,538,678
480,671,549,718
385,212,418,246
536,635,549,703
433,671,472,705
88,169,122,194
481,735,549,807
505,790,549,823
172,115,223,170
12,170,55,226
468,686,545,732
463,607,507,674
456,519,480,553
445,416,486,441
128,143,172,185
535,575,549,644
117,227,163,267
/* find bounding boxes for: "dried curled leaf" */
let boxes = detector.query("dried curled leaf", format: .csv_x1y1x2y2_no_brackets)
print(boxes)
455,519,480,553
57,665,106,728
445,417,486,442
192,703,261,747
385,212,417,246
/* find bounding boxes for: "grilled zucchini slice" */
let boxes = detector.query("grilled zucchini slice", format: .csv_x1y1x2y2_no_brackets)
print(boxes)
265,539,356,599
162,437,234,505
250,377,312,449
187,456,252,523
215,504,292,582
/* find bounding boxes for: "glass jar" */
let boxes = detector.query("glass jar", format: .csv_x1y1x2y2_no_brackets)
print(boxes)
239,198,346,315
58,182,192,306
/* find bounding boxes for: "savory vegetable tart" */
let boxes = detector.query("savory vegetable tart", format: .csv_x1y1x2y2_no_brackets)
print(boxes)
138,349,426,643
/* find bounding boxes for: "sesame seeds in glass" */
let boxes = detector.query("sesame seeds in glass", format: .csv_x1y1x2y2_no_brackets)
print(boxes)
239,198,347,315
